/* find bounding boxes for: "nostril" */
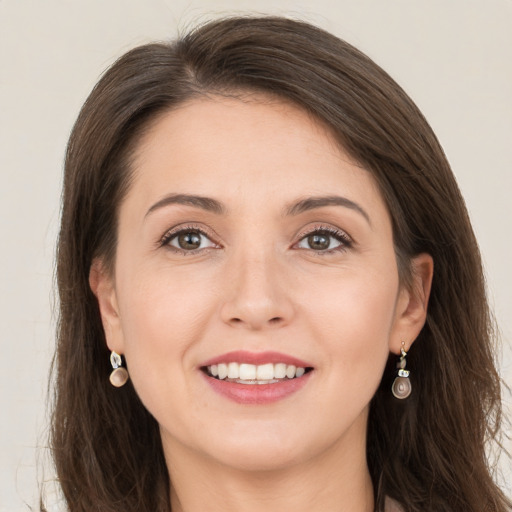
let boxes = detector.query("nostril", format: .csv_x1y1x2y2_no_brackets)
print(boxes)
224,306,290,328
229,316,283,326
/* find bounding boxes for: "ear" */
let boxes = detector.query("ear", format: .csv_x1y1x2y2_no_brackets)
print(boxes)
389,253,434,354
89,258,125,354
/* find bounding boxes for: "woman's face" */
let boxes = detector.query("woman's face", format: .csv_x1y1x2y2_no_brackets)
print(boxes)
93,95,429,473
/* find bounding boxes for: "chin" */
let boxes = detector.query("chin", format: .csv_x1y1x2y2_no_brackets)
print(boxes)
196,419,326,473
212,441,306,473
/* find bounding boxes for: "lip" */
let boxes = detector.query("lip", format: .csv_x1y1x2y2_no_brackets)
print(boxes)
199,350,314,405
201,370,312,404
200,350,313,368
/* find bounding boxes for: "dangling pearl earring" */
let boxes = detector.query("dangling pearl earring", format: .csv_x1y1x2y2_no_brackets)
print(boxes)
109,351,129,387
392,341,412,399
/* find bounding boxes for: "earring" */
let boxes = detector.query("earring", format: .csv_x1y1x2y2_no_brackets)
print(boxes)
109,351,129,387
391,342,412,399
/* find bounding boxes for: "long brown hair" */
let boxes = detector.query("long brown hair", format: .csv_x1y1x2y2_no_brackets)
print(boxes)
49,16,511,511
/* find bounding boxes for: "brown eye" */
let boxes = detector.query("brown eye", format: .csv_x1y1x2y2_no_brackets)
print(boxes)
177,231,202,250
165,229,216,251
306,234,330,251
295,228,350,252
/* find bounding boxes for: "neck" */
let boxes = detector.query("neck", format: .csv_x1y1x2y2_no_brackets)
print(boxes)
163,414,374,512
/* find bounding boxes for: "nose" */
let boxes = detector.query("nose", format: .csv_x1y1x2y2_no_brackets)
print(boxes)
220,250,294,330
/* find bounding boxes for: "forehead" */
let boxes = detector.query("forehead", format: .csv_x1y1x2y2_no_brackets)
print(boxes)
134,93,344,168
125,94,386,218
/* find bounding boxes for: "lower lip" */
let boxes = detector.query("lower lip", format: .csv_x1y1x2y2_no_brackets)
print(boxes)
201,371,312,404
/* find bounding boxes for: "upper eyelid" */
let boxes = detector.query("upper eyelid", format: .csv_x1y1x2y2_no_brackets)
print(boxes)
158,222,352,248
159,224,220,246
295,224,352,242
292,226,354,254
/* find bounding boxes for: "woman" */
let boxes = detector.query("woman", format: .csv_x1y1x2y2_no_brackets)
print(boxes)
49,16,511,512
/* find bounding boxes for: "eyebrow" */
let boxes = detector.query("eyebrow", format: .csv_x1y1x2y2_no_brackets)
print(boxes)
284,195,371,225
145,193,225,218
145,192,370,225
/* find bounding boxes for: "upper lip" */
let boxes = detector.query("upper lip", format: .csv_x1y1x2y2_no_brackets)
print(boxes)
200,350,313,368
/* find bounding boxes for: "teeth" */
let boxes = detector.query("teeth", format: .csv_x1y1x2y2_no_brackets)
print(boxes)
207,362,309,381
256,363,274,380
239,363,257,380
286,365,296,379
274,363,287,378
217,363,228,380
227,362,239,379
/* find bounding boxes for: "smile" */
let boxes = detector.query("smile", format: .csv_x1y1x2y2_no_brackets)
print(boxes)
205,362,311,384
200,351,314,404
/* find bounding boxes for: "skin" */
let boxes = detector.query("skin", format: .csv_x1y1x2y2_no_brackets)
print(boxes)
91,94,433,512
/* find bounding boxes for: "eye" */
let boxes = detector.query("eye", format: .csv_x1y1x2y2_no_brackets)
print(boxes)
162,228,218,252
295,228,351,252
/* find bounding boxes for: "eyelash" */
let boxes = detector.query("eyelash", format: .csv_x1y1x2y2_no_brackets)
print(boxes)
159,224,353,255
159,224,220,254
294,225,353,254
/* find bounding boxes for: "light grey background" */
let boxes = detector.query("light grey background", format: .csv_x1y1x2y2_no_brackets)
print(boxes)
1,0,511,510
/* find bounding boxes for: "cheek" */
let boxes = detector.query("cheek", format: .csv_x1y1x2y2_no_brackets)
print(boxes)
117,258,220,344
303,258,399,336
114,264,220,414
301,266,398,398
